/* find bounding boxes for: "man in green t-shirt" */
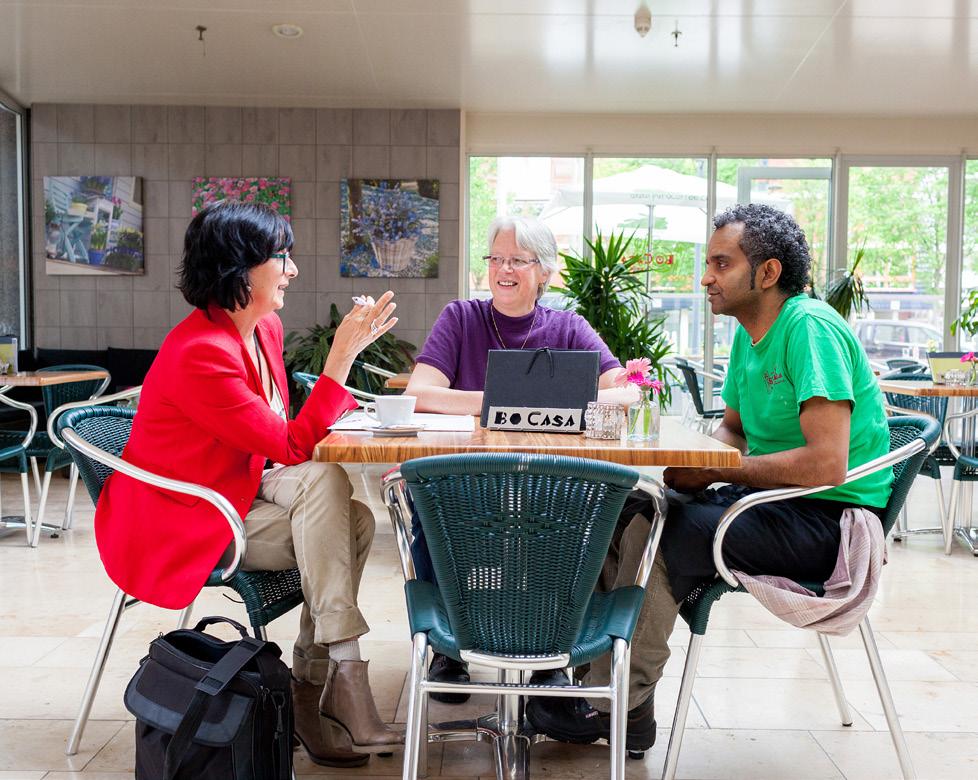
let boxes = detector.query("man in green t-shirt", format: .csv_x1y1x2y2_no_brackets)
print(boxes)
529,203,892,752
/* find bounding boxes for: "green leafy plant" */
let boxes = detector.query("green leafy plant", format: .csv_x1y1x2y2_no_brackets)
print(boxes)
44,198,57,225
284,305,416,401
951,288,978,339
89,225,108,250
554,229,674,406
824,246,871,321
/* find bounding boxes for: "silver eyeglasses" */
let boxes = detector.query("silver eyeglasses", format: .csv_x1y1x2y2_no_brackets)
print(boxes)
270,251,292,273
482,255,540,270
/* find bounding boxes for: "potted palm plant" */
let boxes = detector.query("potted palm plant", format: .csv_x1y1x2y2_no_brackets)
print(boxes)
823,245,871,322
554,229,674,407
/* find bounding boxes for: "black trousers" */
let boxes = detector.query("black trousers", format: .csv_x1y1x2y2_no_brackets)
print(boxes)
625,484,883,604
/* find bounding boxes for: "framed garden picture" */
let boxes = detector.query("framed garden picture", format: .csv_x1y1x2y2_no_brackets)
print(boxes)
340,179,440,278
191,177,292,221
43,176,144,275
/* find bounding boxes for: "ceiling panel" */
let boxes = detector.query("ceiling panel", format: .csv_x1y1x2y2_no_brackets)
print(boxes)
0,0,974,113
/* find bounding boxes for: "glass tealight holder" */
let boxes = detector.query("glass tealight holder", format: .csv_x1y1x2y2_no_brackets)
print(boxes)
584,401,625,439
944,369,967,387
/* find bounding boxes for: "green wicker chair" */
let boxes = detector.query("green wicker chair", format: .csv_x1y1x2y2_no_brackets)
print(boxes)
383,454,668,780
0,364,110,546
662,415,940,780
881,373,952,546
292,370,379,406
0,389,38,544
57,405,305,757
941,404,978,555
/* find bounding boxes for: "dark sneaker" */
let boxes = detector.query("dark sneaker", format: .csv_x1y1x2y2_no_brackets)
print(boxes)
528,668,570,687
428,653,471,704
526,694,656,752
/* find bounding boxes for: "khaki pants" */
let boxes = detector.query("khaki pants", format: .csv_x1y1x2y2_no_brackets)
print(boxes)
241,461,375,685
586,513,681,710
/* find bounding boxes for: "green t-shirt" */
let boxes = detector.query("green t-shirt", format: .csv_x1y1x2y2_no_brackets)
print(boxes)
721,295,892,508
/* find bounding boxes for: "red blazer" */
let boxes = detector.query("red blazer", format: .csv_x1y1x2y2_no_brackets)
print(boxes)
94,304,357,609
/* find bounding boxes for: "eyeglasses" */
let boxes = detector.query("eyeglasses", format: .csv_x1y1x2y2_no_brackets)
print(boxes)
482,255,540,270
270,251,292,273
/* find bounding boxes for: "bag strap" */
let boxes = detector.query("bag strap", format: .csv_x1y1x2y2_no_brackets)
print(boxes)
163,636,265,780
192,615,250,638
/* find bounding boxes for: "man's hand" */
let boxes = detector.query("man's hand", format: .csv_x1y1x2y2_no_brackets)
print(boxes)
663,467,718,494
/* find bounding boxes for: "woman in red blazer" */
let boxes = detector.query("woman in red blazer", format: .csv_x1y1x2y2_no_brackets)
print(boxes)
95,201,400,766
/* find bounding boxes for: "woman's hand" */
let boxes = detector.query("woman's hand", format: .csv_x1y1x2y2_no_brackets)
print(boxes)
322,291,398,386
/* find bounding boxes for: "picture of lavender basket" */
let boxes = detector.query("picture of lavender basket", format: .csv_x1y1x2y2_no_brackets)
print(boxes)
341,179,440,278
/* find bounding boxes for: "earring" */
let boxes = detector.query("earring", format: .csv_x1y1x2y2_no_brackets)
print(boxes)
246,284,252,291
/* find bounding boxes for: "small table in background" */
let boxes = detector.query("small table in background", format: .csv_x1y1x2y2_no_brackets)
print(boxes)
384,372,411,390
0,369,110,542
878,379,978,555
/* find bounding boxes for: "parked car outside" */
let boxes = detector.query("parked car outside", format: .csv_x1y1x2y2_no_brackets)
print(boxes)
853,319,942,360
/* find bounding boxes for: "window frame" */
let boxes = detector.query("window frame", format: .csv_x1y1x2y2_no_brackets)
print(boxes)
0,89,30,346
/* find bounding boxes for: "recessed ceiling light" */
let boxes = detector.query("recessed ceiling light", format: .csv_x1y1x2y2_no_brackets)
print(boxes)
272,24,303,39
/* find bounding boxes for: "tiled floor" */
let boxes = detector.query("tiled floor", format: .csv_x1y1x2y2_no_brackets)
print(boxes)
2,466,978,779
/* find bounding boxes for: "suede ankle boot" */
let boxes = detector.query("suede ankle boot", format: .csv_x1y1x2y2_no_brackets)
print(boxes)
291,677,369,767
320,659,404,751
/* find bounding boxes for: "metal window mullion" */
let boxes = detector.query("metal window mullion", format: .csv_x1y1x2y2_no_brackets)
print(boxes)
946,154,966,350
704,150,717,397
583,150,594,257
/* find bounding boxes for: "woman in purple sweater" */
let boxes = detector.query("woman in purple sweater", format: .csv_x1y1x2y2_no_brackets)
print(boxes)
405,215,636,701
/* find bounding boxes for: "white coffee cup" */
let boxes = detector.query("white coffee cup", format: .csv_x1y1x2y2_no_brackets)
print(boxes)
364,395,416,427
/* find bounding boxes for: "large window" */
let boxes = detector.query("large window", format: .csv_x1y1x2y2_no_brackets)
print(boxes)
587,157,709,357
0,97,27,343
846,164,949,362
468,156,584,298
714,158,833,356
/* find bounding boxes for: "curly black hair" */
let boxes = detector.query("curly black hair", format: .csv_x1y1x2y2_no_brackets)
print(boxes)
713,203,811,296
178,201,293,310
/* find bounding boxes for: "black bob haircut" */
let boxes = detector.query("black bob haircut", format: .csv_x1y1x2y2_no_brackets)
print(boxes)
713,203,811,296
178,200,293,311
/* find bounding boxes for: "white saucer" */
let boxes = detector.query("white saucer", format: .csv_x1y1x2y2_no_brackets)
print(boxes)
370,424,425,437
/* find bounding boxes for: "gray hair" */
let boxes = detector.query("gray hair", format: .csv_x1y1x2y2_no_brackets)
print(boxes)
487,216,559,300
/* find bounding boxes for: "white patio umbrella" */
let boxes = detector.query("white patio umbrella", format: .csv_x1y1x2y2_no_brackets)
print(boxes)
540,164,742,245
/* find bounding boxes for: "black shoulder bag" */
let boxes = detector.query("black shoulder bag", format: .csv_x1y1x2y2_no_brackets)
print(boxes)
124,616,293,780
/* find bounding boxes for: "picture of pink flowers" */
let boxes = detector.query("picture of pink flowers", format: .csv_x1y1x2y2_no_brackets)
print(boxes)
191,177,292,221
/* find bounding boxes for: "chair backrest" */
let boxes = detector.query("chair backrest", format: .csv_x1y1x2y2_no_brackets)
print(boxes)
673,357,710,415
38,364,110,416
881,373,948,425
885,358,927,372
56,406,135,503
292,370,317,398
402,453,639,657
880,415,942,536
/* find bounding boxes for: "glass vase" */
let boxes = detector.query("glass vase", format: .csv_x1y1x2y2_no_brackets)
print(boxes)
627,394,660,442
969,364,978,386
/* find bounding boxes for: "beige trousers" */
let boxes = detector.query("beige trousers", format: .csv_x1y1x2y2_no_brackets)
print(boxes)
586,512,681,710
241,461,376,685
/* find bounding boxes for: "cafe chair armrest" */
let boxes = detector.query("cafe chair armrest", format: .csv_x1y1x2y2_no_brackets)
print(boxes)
382,469,417,581
0,387,38,450
942,404,978,461
47,386,142,449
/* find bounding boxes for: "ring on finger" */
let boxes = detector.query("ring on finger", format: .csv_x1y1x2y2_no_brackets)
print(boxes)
370,319,379,335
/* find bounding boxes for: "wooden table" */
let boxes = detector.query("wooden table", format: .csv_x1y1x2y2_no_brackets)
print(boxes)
315,415,741,468
0,369,109,387
880,378,978,555
384,372,411,390
878,379,978,398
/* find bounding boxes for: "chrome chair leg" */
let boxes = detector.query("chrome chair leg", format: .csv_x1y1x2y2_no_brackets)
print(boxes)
30,456,42,498
609,638,629,780
858,618,916,779
67,589,128,755
30,469,53,548
419,646,429,779
662,633,704,780
946,479,961,555
21,472,35,547
816,633,853,726
177,602,194,629
403,633,428,780
63,463,80,530
935,477,948,550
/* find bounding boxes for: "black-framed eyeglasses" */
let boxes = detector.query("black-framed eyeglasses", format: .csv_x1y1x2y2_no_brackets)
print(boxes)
482,255,540,270
270,251,292,273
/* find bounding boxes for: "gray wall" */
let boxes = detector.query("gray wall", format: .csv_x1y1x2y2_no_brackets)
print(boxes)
29,104,461,352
